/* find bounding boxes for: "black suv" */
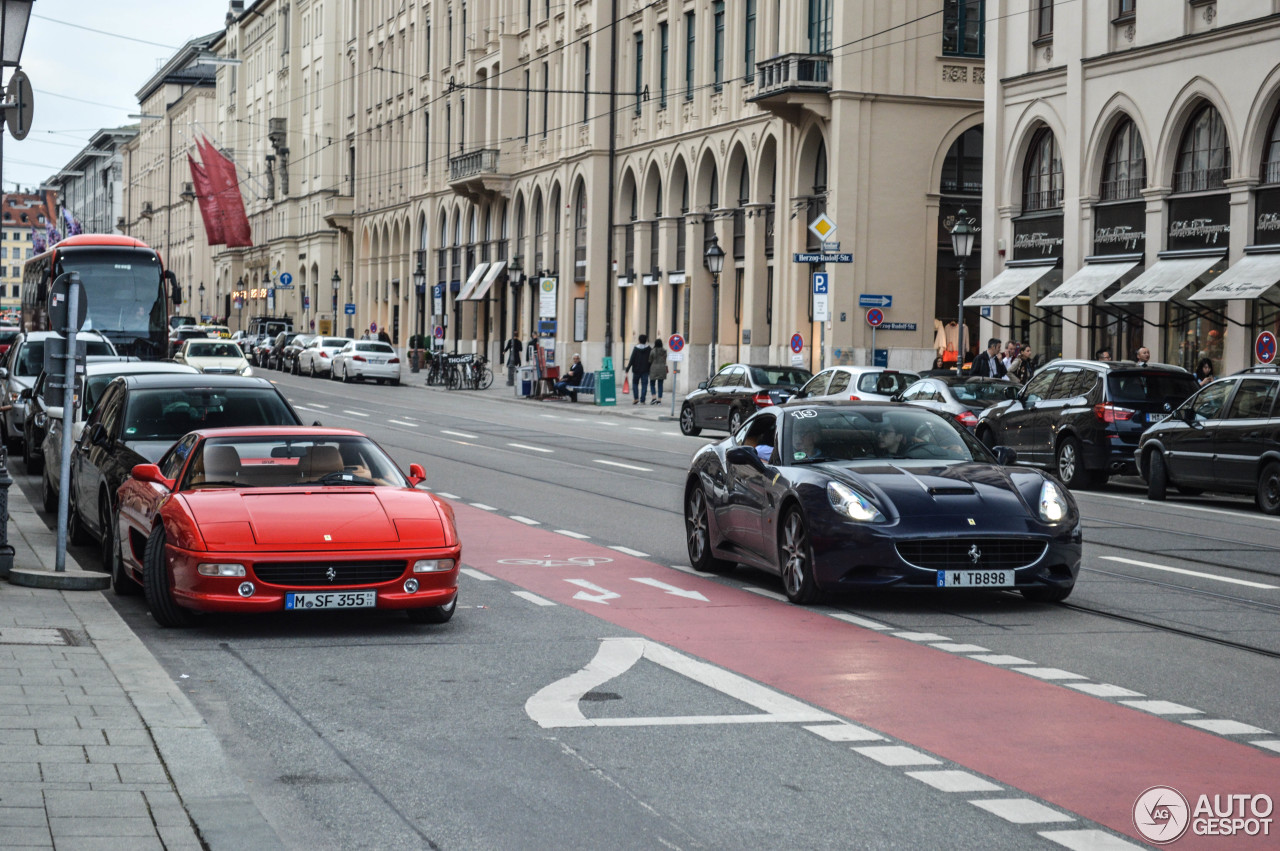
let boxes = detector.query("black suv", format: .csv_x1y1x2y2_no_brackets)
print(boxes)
976,359,1198,488
1137,367,1280,514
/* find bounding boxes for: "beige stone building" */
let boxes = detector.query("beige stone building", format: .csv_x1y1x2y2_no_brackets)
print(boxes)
120,34,221,315
980,0,1280,375
0,192,52,315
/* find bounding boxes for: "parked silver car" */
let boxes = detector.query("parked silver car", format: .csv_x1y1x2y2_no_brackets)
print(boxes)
897,375,1019,430
788,366,920,404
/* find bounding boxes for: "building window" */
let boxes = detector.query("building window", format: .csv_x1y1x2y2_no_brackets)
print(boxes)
551,187,562,273
1261,106,1280,185
733,167,748,260
684,12,695,101
743,0,757,81
1174,104,1230,193
541,61,549,138
677,176,688,270
523,69,530,142
712,2,724,91
941,126,984,194
659,22,668,108
574,184,587,282
634,32,644,115
1115,0,1136,20
1036,0,1054,41
424,111,431,172
534,199,545,272
703,165,719,257
446,6,452,64
1023,128,1063,211
1100,119,1146,201
808,0,833,53
582,41,591,124
943,1,984,58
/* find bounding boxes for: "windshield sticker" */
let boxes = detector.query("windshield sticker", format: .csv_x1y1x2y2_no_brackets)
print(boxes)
125,427,137,435
793,451,809,460
793,409,818,419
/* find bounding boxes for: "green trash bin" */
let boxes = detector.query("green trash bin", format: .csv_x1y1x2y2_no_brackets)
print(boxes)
594,369,617,406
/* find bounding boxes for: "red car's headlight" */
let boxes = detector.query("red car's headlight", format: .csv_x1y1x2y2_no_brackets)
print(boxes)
413,559,455,573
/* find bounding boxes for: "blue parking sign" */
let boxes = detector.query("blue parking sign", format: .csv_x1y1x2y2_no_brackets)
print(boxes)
812,272,829,294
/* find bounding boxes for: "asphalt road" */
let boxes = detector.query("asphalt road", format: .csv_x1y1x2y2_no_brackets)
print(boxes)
15,372,1280,849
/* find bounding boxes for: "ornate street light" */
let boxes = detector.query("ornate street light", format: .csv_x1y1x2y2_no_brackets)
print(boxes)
331,269,341,330
507,255,523,338
704,237,726,378
198,281,205,317
950,208,976,378
1,1,35,67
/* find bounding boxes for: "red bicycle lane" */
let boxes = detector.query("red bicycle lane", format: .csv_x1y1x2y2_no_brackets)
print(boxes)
455,504,1279,847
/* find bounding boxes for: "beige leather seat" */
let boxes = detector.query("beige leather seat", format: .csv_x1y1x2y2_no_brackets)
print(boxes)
197,444,242,484
300,445,345,480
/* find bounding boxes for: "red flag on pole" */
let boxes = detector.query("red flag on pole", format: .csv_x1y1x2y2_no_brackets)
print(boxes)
198,137,252,248
188,152,225,245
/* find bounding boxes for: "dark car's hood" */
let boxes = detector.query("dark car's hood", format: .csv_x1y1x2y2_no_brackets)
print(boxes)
122,440,174,464
820,461,1049,519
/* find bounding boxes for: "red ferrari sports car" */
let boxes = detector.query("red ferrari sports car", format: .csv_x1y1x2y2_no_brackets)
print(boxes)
113,426,461,627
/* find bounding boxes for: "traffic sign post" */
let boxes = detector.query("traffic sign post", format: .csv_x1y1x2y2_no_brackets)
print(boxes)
344,303,357,315
667,335,686,417
790,333,804,368
866,308,884,367
51,273,87,574
858,294,892,308
1257,331,1277,364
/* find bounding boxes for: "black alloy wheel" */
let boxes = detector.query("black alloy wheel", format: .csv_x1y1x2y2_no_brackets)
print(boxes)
1055,437,1089,489
679,404,701,436
109,511,140,596
98,498,115,573
142,525,195,627
779,508,821,605
976,426,997,449
727,407,745,435
406,594,457,624
67,487,91,546
685,485,735,574
1257,461,1280,516
1146,451,1168,501
291,357,300,375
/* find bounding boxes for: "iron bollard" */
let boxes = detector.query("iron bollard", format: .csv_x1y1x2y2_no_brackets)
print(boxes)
0,446,15,578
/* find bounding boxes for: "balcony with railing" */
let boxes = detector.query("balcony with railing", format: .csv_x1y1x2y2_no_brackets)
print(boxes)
447,148,510,199
1173,167,1229,194
748,54,832,119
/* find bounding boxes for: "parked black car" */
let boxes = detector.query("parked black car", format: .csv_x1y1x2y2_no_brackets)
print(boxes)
975,359,1198,488
264,332,304,370
68,374,302,568
1137,367,1280,514
283,334,317,374
679,363,813,436
683,403,1081,603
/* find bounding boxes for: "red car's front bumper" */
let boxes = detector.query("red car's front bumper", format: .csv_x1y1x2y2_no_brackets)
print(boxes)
164,544,461,614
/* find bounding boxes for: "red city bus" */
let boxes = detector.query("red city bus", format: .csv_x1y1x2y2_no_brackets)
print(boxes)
21,234,183,359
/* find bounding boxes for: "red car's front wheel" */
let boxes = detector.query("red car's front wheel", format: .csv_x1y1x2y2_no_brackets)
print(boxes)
143,525,196,628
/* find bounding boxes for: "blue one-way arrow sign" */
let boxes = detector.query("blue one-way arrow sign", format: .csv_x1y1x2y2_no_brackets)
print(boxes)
858,294,893,308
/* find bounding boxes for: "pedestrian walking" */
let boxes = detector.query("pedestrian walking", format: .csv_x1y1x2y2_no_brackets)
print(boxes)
970,338,1009,379
1009,344,1032,384
626,334,652,404
377,329,392,344
649,338,669,404
502,335,523,385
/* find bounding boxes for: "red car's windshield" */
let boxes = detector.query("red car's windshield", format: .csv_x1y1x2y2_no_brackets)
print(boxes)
182,435,409,489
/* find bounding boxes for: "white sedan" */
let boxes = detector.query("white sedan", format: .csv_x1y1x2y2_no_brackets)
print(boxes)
297,336,352,377
175,339,253,375
331,341,402,385
789,366,921,403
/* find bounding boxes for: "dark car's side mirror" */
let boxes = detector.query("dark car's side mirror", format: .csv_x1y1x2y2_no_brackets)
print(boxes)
312,420,323,427
131,464,174,490
17,387,31,401
726,445,767,470
89,422,110,447
890,393,904,402
1005,386,1020,400
166,270,181,305
697,381,708,390
0,366,8,380
407,463,427,486
992,446,1018,466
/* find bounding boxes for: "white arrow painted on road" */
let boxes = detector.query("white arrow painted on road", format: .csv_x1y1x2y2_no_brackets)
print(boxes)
566,579,620,604
630,577,708,601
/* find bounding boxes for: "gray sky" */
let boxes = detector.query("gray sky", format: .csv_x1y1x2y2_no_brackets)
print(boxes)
4,0,228,192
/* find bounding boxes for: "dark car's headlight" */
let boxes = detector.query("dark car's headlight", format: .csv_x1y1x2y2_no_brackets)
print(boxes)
827,481,885,523
1038,480,1070,522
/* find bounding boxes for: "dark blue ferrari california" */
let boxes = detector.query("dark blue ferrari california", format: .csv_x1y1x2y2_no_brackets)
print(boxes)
683,403,1082,604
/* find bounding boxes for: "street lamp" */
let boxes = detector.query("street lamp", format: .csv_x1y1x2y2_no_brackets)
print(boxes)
704,237,726,378
235,276,245,331
1,1,35,67
198,281,205,317
950,208,976,378
413,259,426,359
331,270,341,332
507,255,523,339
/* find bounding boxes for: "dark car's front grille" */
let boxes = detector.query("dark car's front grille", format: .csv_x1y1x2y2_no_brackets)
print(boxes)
895,538,1048,571
253,560,407,586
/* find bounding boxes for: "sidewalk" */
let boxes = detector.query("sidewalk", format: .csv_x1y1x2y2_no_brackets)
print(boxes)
1,479,281,850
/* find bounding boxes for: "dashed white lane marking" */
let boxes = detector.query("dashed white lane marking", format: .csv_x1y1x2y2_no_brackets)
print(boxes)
852,745,941,767
1119,699,1201,715
1038,829,1144,850
596,420,620,426
470,503,497,511
309,403,329,408
827,612,891,630
1085,490,1270,520
892,632,950,642
905,770,1002,793
508,443,554,453
555,530,591,540
970,798,1074,824
460,568,494,581
744,587,788,602
1252,740,1280,754
608,546,649,558
629,427,653,432
342,410,370,417
436,492,461,500
803,723,885,743
1013,667,1087,681
1099,556,1278,589
441,429,478,439
513,591,556,606
969,654,1033,666
388,419,417,427
1184,719,1270,735
509,516,541,525
592,459,653,472
1065,683,1144,698
930,643,990,653
539,414,560,419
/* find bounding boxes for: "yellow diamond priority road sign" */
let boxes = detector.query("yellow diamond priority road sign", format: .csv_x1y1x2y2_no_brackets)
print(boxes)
808,213,837,243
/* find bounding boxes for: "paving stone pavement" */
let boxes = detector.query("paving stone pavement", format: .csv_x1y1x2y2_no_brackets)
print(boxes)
1,475,282,850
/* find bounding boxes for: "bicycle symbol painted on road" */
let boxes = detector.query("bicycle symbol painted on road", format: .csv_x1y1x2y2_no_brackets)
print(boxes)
497,557,615,567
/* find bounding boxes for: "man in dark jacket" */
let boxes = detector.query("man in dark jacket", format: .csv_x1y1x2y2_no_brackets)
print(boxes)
970,338,1009,379
556,354,586,401
502,335,523,385
626,334,651,404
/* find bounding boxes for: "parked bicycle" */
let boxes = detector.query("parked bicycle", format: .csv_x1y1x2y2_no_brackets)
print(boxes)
437,353,493,390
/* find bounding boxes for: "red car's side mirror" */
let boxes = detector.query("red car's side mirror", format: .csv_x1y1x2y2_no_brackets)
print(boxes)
407,463,427,486
131,464,174,490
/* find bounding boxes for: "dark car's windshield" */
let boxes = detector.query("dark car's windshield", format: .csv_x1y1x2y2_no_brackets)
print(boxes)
122,387,299,441
784,408,988,464
181,435,407,489
1107,371,1198,406
750,367,813,387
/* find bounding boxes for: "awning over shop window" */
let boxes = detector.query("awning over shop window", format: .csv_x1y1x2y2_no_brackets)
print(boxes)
1106,255,1222,304
455,262,490,301
1188,251,1280,301
466,260,507,301
1037,260,1139,307
962,262,1057,307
